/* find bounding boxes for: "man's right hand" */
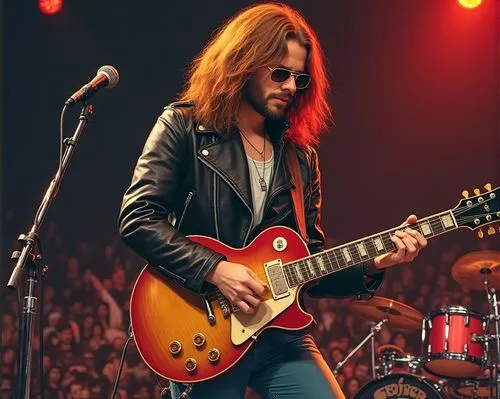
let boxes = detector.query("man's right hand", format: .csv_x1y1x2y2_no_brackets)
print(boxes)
206,260,268,314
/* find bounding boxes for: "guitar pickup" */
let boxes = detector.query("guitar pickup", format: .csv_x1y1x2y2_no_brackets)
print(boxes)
264,259,290,300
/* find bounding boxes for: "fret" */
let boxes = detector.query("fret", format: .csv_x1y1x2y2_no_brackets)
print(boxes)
372,236,386,253
381,233,394,252
284,265,296,286
356,241,369,258
283,266,294,287
305,259,316,280
431,216,445,234
441,213,455,230
294,263,304,283
316,255,328,274
418,220,433,237
411,222,422,236
306,258,320,277
324,251,338,272
300,260,311,281
364,239,379,258
333,248,347,269
348,243,363,264
341,246,354,264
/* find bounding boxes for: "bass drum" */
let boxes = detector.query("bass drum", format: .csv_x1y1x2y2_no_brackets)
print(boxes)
353,374,444,399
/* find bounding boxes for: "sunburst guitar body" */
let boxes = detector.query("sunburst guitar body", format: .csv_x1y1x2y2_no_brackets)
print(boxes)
131,226,313,383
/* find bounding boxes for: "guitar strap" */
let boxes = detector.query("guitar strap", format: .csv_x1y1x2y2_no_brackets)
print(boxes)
285,144,309,242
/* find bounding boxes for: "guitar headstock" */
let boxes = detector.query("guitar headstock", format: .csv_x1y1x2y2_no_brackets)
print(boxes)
452,183,499,235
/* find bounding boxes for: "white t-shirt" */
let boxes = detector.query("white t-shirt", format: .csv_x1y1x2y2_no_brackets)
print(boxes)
246,150,274,228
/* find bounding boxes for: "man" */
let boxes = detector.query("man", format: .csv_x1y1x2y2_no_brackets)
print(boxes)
118,3,427,398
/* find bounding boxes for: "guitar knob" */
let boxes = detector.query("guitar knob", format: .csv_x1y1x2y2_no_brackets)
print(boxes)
193,333,206,347
488,226,496,235
478,229,484,239
208,348,220,363
462,190,469,199
185,358,197,372
485,183,492,191
474,188,481,196
169,340,182,355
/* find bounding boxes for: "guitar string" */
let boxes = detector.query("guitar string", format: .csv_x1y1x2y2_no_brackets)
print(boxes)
205,218,453,301
203,198,497,302
205,210,497,291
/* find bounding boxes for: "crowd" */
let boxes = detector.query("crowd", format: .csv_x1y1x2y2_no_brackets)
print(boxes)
1,220,495,398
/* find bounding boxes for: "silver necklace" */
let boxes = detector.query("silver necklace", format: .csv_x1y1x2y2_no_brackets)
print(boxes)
240,130,265,159
251,140,267,192
240,130,267,191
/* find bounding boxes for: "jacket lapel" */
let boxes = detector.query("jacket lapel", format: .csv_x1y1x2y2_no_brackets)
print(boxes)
195,119,293,218
197,131,253,212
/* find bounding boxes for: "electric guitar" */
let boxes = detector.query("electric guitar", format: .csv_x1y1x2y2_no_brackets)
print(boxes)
130,185,499,383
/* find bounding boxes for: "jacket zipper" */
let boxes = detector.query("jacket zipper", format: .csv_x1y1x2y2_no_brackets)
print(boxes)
261,139,287,218
199,157,254,245
211,138,220,240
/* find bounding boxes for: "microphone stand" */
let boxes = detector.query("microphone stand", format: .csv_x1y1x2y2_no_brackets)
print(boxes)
7,103,93,399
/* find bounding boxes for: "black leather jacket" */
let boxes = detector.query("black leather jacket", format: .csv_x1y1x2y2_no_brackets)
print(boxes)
118,102,384,297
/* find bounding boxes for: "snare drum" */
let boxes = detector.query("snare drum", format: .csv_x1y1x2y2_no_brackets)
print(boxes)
422,305,486,379
377,345,420,377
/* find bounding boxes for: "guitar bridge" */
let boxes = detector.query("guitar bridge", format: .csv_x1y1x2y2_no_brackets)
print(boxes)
264,259,290,299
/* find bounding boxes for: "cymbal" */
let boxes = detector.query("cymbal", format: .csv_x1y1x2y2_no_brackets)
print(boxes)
451,251,500,291
347,296,424,331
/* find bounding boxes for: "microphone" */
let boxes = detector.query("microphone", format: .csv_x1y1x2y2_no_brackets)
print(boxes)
65,65,119,106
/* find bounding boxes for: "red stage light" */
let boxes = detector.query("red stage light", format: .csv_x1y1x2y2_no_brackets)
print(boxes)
38,0,63,15
457,0,483,9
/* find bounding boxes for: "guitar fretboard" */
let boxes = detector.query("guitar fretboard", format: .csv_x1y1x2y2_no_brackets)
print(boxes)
282,210,457,288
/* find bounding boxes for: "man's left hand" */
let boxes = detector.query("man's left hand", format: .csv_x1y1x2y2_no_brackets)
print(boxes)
374,214,428,270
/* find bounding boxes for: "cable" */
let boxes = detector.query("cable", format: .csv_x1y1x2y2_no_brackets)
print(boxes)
110,328,134,399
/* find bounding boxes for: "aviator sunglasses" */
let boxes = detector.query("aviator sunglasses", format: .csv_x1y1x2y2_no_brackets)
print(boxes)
267,66,311,89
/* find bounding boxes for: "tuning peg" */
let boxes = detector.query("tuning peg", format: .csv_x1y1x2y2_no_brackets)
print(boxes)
484,183,492,191
488,226,496,236
478,229,484,238
474,188,481,196
462,190,469,199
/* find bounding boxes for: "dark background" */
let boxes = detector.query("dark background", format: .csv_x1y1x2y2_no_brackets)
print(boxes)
1,1,499,300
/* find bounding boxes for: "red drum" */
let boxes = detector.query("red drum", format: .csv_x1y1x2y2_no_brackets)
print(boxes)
422,306,486,379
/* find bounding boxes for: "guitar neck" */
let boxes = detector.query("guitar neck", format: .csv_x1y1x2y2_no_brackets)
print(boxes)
282,209,458,288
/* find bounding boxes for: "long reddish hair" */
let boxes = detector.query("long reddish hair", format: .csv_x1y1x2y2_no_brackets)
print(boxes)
179,3,331,146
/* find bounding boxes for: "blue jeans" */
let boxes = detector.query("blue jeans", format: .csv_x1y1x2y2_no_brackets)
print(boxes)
170,329,345,399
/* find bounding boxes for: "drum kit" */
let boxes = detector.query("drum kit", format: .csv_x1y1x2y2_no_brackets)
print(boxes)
334,251,500,399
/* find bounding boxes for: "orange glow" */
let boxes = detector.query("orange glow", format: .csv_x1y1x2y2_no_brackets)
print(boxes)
38,0,63,15
458,0,483,9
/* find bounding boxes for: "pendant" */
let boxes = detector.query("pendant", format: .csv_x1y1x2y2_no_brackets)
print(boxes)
259,177,267,192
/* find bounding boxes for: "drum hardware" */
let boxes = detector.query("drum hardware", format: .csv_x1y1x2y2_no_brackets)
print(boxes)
483,275,500,399
451,251,500,399
333,318,388,379
471,334,500,344
342,296,425,380
341,296,427,381
375,346,424,378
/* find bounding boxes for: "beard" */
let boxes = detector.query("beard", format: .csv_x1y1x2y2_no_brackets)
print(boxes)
243,78,287,120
